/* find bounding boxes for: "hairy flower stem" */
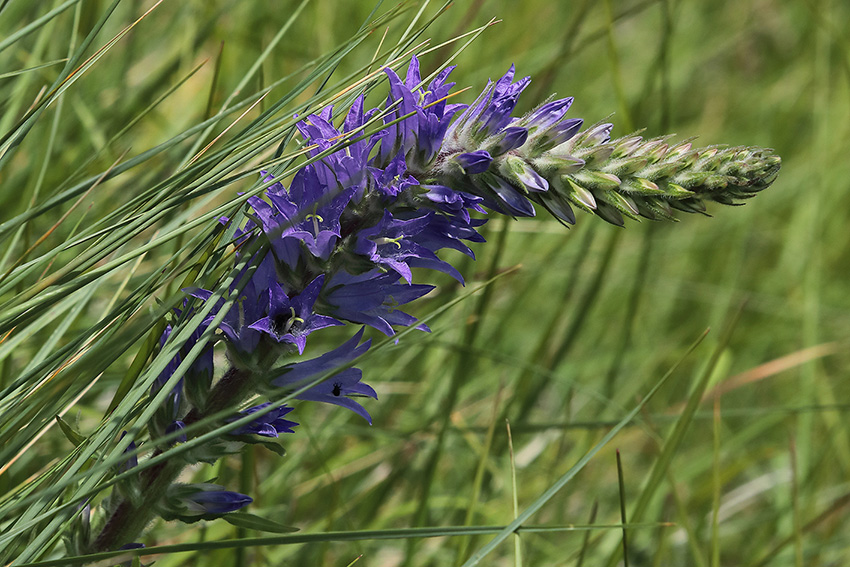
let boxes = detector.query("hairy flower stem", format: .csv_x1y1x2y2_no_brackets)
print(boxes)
90,453,182,553
90,367,254,552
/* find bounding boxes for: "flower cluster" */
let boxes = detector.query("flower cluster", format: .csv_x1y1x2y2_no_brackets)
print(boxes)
82,56,780,553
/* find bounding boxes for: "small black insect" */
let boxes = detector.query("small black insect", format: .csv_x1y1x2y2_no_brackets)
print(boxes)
331,382,342,397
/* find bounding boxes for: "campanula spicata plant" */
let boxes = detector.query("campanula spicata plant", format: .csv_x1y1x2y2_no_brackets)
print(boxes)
63,53,781,556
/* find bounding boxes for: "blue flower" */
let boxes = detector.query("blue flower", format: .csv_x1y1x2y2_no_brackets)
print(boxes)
272,329,376,423
488,126,529,155
454,150,493,174
421,184,487,223
450,65,531,143
406,209,486,260
118,432,138,473
152,324,183,399
162,483,253,520
296,98,382,200
380,56,466,170
251,167,355,268
516,97,583,153
354,210,463,283
227,403,298,438
324,270,433,336
247,275,342,354
369,151,420,199
165,420,187,444
186,252,276,354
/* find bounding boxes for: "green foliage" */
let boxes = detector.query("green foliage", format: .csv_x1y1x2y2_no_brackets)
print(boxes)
1,1,848,566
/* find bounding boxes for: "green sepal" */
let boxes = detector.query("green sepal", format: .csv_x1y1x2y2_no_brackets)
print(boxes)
669,198,709,215
531,154,584,177
696,147,721,163
703,174,731,190
183,437,244,465
599,191,641,220
228,434,287,457
639,198,680,222
498,155,534,191
535,191,576,225
664,182,696,198
63,503,92,557
610,135,644,158
594,202,625,226
572,144,613,167
570,170,621,191
635,139,670,161
711,193,745,206
184,363,213,413
556,176,597,212
665,140,695,160
637,160,686,181
602,156,648,177
222,512,299,533
255,439,287,457
620,177,663,196
117,474,145,509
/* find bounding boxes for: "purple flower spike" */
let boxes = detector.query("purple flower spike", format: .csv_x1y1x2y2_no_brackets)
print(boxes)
248,275,342,354
455,150,492,174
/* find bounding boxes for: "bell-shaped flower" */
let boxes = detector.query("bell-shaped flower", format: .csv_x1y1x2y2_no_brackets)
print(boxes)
354,211,463,283
159,483,252,521
253,167,355,268
272,329,376,423
185,252,276,355
247,275,342,354
324,270,433,336
380,56,466,170
226,403,298,438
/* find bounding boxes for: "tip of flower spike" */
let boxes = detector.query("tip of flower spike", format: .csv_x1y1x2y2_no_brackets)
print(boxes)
525,97,574,131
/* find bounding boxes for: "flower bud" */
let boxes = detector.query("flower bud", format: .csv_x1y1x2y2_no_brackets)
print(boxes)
158,483,252,522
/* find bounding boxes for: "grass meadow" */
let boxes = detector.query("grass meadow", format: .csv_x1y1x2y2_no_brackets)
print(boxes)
1,0,849,565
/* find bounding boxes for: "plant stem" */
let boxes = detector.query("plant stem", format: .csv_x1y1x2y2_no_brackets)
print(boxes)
90,366,254,552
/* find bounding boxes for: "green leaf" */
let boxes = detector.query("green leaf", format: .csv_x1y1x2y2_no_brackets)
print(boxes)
222,512,299,534
55,415,84,447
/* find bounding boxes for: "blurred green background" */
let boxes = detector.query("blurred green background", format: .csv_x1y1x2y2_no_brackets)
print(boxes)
1,0,848,565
